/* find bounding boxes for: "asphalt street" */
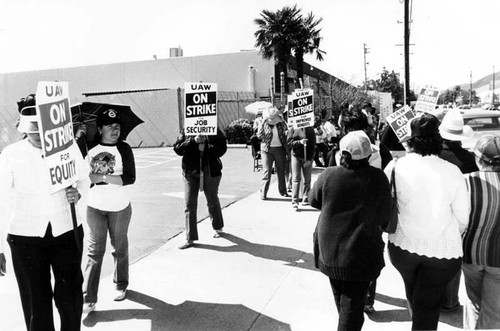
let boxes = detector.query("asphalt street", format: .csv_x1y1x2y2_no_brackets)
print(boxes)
92,146,263,277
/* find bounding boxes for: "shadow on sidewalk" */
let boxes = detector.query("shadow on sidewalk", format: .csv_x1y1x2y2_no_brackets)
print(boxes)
367,293,463,329
194,233,317,271
82,290,291,331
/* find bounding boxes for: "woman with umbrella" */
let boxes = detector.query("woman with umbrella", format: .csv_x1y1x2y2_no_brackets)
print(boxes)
82,108,136,313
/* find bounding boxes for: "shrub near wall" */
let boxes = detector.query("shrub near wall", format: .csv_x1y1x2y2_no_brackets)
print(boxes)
225,118,254,144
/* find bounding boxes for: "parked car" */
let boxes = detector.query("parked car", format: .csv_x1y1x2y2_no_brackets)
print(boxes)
461,110,500,150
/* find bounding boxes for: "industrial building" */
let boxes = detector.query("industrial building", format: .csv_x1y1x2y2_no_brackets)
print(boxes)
0,49,345,150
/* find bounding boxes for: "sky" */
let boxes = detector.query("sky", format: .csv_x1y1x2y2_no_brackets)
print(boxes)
0,0,499,91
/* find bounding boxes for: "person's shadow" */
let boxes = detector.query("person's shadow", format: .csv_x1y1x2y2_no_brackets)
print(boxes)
194,233,317,271
83,290,291,331
366,293,463,329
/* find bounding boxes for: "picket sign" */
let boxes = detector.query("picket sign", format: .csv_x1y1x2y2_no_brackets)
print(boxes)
184,82,218,136
36,81,79,193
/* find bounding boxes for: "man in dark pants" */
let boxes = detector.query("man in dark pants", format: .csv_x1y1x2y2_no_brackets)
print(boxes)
0,95,90,330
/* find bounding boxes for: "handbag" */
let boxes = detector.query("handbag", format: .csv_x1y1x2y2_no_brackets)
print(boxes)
383,160,399,233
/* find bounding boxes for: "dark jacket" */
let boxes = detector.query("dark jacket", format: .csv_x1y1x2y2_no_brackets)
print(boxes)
439,140,478,174
309,165,391,281
173,129,227,177
287,127,316,160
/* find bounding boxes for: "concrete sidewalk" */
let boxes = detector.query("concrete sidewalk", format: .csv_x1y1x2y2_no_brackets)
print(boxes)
1,174,464,330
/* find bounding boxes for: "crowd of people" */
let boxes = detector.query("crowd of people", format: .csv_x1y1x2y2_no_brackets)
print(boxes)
1,93,499,331
252,102,500,330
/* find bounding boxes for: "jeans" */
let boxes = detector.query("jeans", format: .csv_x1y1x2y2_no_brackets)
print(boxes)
462,263,500,330
329,277,371,331
388,242,461,330
184,170,224,241
260,147,287,197
83,204,132,303
291,155,313,204
8,224,83,331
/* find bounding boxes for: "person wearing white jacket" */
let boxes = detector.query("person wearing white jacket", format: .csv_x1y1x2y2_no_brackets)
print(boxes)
384,113,470,331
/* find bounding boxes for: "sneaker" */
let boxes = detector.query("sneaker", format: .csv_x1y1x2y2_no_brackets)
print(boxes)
178,240,194,250
214,229,223,238
364,305,375,314
301,199,309,206
83,302,96,314
292,202,299,210
114,289,127,301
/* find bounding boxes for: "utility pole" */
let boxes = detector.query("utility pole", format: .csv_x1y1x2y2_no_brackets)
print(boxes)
493,66,496,104
363,43,370,91
470,71,473,107
404,0,411,106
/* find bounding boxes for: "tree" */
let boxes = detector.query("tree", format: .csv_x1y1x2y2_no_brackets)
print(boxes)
254,6,325,92
369,67,416,106
292,12,326,81
254,5,302,93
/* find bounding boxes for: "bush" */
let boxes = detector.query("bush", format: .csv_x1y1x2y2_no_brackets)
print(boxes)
225,118,253,144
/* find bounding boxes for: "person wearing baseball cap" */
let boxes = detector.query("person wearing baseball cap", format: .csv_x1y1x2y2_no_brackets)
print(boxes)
82,107,136,313
462,135,500,329
384,113,470,330
308,130,391,330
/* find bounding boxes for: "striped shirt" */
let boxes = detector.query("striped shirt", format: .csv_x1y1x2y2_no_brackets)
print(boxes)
463,171,500,267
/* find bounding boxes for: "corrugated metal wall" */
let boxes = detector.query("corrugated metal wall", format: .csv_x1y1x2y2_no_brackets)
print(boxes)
0,89,268,151
85,89,260,147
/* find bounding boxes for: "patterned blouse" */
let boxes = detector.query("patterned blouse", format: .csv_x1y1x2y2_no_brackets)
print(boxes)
463,171,500,267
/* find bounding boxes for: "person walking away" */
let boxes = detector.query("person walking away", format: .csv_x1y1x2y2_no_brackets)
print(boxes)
437,109,478,312
384,113,470,330
82,108,136,313
309,131,391,331
313,117,329,167
328,110,392,170
0,95,90,330
462,135,500,329
287,126,315,210
257,107,288,199
174,128,227,249
326,110,392,313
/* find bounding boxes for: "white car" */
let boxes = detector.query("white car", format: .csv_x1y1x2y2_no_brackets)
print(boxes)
461,110,500,150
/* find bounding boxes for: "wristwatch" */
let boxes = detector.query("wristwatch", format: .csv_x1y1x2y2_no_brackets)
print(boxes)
102,175,107,183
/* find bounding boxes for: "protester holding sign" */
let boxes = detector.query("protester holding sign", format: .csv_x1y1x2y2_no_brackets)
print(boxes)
257,106,289,199
287,126,315,210
0,95,90,330
384,113,470,330
82,108,136,313
174,129,227,249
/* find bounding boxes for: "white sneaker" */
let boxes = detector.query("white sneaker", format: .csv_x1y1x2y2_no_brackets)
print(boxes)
114,289,127,301
83,302,96,314
292,202,299,210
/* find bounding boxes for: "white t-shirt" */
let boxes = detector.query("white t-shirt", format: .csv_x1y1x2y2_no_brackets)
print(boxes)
86,144,132,212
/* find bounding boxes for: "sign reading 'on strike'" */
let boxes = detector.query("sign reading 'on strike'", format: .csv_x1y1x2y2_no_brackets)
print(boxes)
36,81,79,193
386,105,416,142
184,82,217,135
414,87,440,114
288,88,315,129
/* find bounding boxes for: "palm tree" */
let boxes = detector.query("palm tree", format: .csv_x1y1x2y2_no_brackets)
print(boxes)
292,12,326,82
254,5,302,93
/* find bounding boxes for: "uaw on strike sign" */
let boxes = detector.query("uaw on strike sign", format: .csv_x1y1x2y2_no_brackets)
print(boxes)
386,105,416,142
36,81,79,193
288,88,314,129
184,82,217,135
414,87,440,114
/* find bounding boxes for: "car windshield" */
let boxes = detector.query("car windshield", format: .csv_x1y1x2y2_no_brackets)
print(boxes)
464,117,500,131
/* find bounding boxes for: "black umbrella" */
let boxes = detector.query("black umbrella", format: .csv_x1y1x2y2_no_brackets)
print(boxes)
71,102,144,142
